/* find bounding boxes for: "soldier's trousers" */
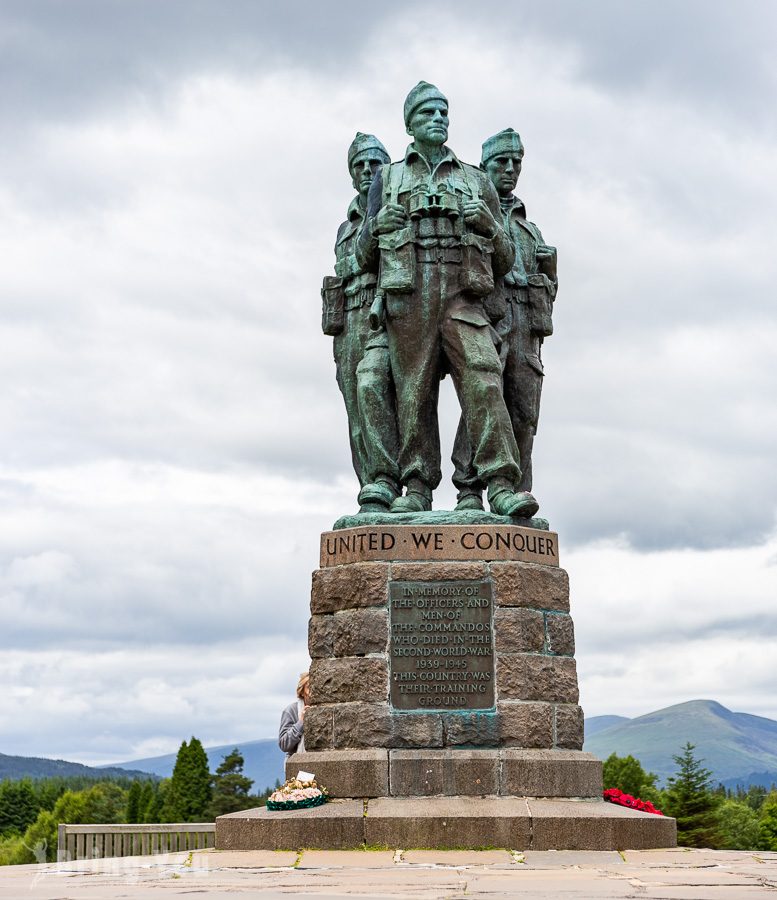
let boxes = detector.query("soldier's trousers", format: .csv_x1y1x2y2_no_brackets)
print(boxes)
385,258,520,491
452,298,543,493
333,302,399,487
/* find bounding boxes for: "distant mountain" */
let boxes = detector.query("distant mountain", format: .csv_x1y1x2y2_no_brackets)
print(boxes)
584,699,777,786
114,739,285,793
720,771,777,791
585,715,630,738
0,751,155,782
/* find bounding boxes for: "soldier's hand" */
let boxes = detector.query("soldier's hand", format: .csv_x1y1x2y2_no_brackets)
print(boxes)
462,199,499,237
375,203,407,235
536,244,557,279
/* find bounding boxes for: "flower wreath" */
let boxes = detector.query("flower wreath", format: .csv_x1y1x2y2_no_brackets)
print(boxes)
603,787,663,816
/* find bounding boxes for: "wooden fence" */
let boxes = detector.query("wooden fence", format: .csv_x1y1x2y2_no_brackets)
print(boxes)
57,823,215,862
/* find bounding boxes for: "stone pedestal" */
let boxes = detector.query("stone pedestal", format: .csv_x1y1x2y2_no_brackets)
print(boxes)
216,520,675,851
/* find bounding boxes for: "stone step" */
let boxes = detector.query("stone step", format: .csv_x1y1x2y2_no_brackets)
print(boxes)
216,797,676,852
286,748,603,799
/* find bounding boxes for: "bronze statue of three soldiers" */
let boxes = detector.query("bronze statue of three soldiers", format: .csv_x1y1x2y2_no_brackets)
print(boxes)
322,83,557,519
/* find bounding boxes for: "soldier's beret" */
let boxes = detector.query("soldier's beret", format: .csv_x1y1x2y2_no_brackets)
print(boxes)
481,128,524,164
347,132,390,171
403,81,448,127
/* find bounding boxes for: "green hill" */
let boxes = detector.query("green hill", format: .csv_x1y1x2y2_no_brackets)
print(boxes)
585,715,630,738
584,699,777,785
0,751,155,782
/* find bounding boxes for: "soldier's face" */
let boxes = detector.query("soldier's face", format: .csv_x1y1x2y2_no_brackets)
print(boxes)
350,153,384,196
408,100,449,146
485,152,523,195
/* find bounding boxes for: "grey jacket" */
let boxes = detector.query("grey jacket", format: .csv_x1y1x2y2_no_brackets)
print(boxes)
278,700,305,756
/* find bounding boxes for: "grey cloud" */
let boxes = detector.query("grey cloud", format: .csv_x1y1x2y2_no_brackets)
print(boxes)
3,0,775,134
513,0,777,123
2,3,777,761
0,489,328,650
580,612,777,653
0,637,308,761
0,0,410,131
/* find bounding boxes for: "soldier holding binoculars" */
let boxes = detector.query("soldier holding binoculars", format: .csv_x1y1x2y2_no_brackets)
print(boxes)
359,82,539,519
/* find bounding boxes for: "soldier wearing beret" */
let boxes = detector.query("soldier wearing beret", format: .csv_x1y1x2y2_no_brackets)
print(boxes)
323,133,400,511
452,128,557,508
359,84,539,518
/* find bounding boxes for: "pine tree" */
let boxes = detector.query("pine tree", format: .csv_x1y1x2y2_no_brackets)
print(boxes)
144,785,165,823
0,780,40,835
138,782,155,822
664,743,721,847
166,737,212,822
186,738,212,820
126,781,142,824
164,741,189,821
208,749,254,818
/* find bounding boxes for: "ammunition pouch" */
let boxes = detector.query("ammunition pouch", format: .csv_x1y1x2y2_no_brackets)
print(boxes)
378,225,415,294
459,232,495,297
527,273,556,337
321,275,345,336
482,280,508,324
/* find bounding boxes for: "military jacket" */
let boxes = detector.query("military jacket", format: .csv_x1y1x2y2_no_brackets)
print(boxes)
501,196,553,289
358,144,514,279
334,196,378,309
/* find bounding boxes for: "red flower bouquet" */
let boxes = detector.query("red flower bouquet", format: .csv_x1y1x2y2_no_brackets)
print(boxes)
603,788,663,816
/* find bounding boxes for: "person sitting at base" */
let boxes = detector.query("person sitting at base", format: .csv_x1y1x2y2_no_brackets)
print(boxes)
278,672,309,756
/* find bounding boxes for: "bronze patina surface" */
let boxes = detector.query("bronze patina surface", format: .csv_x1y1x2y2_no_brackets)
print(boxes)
323,85,553,521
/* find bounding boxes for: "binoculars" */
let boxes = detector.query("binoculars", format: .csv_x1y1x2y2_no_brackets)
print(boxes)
408,184,460,220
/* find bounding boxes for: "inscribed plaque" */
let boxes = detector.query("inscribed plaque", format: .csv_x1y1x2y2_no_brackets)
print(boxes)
389,580,495,711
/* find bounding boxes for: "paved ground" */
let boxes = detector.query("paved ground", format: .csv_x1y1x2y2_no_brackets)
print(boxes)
1,847,776,898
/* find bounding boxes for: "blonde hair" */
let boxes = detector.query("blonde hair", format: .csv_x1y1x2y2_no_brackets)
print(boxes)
296,672,310,699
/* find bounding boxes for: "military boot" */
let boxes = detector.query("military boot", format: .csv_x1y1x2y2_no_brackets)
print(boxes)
454,489,484,512
390,478,432,513
487,479,539,518
358,478,399,513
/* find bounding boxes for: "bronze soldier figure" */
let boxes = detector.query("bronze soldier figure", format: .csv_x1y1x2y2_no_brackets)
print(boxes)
359,84,539,518
322,133,400,511
452,128,557,509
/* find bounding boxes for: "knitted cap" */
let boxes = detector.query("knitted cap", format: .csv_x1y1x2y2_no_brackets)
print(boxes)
347,133,390,171
403,81,448,127
481,128,524,164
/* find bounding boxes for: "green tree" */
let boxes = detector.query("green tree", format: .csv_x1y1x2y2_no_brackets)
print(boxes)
0,834,24,866
14,811,57,864
744,785,768,812
716,799,760,850
144,785,164,823
0,780,40,835
166,738,212,822
138,782,155,822
208,749,254,818
664,743,721,848
126,781,142,824
602,753,659,799
12,783,128,865
758,791,777,851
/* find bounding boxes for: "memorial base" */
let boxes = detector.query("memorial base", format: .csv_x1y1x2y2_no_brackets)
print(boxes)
215,796,676,851
219,523,675,851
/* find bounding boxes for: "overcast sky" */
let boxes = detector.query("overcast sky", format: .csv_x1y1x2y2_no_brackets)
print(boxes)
1,0,776,766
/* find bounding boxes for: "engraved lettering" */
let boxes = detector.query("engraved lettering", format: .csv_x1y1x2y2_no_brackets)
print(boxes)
389,580,495,711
